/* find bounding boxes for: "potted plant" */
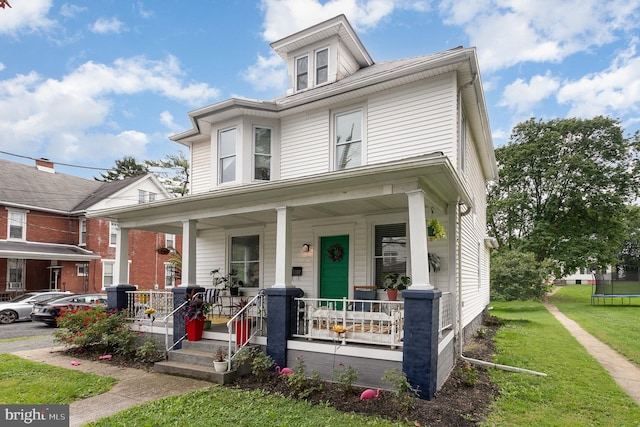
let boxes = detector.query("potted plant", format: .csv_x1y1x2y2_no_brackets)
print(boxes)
233,298,252,346
210,268,241,295
427,218,447,241
381,272,411,301
213,346,228,372
428,252,441,273
180,291,209,341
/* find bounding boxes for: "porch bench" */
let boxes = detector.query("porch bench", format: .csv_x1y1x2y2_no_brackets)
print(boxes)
306,306,403,347
591,293,640,305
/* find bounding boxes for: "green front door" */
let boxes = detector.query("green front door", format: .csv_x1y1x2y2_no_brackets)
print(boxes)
319,235,349,304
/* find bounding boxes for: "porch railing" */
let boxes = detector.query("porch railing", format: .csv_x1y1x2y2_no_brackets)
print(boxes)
439,291,453,336
126,290,173,322
294,297,405,349
226,290,266,371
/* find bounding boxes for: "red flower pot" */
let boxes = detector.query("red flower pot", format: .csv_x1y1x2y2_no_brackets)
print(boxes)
235,318,252,346
386,289,398,301
186,317,205,341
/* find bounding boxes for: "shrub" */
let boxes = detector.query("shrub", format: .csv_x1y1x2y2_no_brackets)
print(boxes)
490,249,553,301
331,363,359,394
381,368,418,409
285,356,323,399
135,339,165,363
54,306,137,356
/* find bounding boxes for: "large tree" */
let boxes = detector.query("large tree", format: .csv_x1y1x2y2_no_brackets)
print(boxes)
487,116,640,276
145,151,190,196
95,156,149,181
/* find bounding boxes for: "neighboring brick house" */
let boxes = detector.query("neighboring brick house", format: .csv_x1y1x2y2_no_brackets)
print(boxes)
0,158,181,298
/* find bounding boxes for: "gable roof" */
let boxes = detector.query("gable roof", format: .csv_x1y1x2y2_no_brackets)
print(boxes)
0,159,155,214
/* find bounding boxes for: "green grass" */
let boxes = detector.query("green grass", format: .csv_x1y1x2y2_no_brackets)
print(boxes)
549,284,640,365
87,387,402,427
0,354,117,404
484,300,640,427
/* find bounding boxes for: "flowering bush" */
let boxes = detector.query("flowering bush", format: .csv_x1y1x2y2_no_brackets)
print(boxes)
332,363,359,394
53,305,137,355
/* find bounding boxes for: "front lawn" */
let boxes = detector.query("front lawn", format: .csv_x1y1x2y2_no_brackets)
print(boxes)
484,300,640,426
0,354,117,404
549,284,640,365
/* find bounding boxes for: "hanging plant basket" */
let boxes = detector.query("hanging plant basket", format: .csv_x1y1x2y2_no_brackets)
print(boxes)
156,247,171,255
427,219,447,241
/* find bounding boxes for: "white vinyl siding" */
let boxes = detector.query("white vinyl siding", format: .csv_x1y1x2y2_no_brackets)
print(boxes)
190,141,211,194
280,111,329,179
367,74,456,164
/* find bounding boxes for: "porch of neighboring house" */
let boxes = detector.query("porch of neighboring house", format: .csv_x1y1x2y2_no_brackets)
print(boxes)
121,287,456,393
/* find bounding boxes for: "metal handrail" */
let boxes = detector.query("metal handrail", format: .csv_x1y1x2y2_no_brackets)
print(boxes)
162,292,205,353
226,289,265,371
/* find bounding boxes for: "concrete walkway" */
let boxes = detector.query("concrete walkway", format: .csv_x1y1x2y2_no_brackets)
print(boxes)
12,346,212,427
542,299,640,405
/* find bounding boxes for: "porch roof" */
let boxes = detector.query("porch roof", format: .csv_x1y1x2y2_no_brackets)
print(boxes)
0,240,100,261
87,154,472,234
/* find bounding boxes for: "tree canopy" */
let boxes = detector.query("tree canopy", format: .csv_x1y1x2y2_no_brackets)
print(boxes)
95,156,149,182
487,116,640,276
145,151,190,197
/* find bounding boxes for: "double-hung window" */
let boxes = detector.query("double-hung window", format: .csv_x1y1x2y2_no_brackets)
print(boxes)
79,219,87,246
230,235,260,288
109,222,118,247
296,55,308,91
315,48,328,85
254,127,272,181
335,109,362,170
373,223,407,288
102,261,114,287
164,262,175,287
8,210,26,240
219,128,237,184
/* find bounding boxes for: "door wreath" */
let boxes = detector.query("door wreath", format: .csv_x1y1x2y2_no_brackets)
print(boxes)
327,243,343,262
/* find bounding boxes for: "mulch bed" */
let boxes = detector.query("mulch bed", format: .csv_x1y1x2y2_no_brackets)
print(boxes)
64,315,502,426
230,315,502,426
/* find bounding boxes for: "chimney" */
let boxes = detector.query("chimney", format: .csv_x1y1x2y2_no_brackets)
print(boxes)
35,158,55,173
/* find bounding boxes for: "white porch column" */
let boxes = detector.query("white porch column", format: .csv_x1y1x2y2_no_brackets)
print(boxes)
407,190,432,290
180,219,198,286
272,206,292,288
114,225,129,285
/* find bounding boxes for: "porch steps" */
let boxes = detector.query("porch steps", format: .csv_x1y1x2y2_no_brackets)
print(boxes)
154,339,247,385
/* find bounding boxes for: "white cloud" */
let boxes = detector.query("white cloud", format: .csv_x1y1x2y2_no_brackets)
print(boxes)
241,52,287,92
557,42,640,119
89,17,126,34
159,111,181,133
0,0,55,35
59,3,86,19
500,72,560,114
439,0,640,72
0,63,5,71
0,55,220,163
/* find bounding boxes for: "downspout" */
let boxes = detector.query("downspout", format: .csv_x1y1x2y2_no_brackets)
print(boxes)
455,73,546,377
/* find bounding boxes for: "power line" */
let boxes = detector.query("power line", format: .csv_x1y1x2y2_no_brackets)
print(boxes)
0,150,112,171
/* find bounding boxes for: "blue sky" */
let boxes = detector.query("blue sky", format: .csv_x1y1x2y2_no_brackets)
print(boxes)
1,0,639,179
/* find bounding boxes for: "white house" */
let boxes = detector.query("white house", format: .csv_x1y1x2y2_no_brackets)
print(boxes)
90,15,497,399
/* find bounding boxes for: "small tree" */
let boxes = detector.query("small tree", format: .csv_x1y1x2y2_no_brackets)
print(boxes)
490,249,553,301
95,156,149,181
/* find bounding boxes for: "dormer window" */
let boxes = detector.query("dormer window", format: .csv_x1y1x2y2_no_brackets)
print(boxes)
296,55,308,91
254,127,272,181
315,48,328,84
219,127,237,184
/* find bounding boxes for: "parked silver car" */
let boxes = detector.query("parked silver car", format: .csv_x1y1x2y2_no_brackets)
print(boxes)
0,292,72,324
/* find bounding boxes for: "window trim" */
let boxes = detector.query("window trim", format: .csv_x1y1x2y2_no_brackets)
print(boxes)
372,222,409,289
332,106,365,171
227,230,262,289
295,54,309,91
101,260,114,288
218,127,237,184
79,218,87,246
253,125,272,182
76,263,89,277
315,47,329,85
165,233,175,249
7,209,26,241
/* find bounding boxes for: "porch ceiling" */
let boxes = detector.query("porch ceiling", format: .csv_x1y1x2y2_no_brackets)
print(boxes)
87,154,472,234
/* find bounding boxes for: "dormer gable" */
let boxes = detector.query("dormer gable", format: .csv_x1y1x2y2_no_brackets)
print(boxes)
270,15,374,95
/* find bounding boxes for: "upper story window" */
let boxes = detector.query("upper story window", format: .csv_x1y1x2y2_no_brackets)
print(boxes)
315,48,328,85
296,55,308,91
102,260,114,287
335,109,362,170
166,234,175,249
109,222,118,247
138,190,157,203
254,127,272,181
219,127,237,184
79,219,87,246
7,210,26,240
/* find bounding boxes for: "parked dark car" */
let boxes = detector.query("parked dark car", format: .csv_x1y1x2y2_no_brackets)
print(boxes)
31,294,107,326
0,291,72,324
